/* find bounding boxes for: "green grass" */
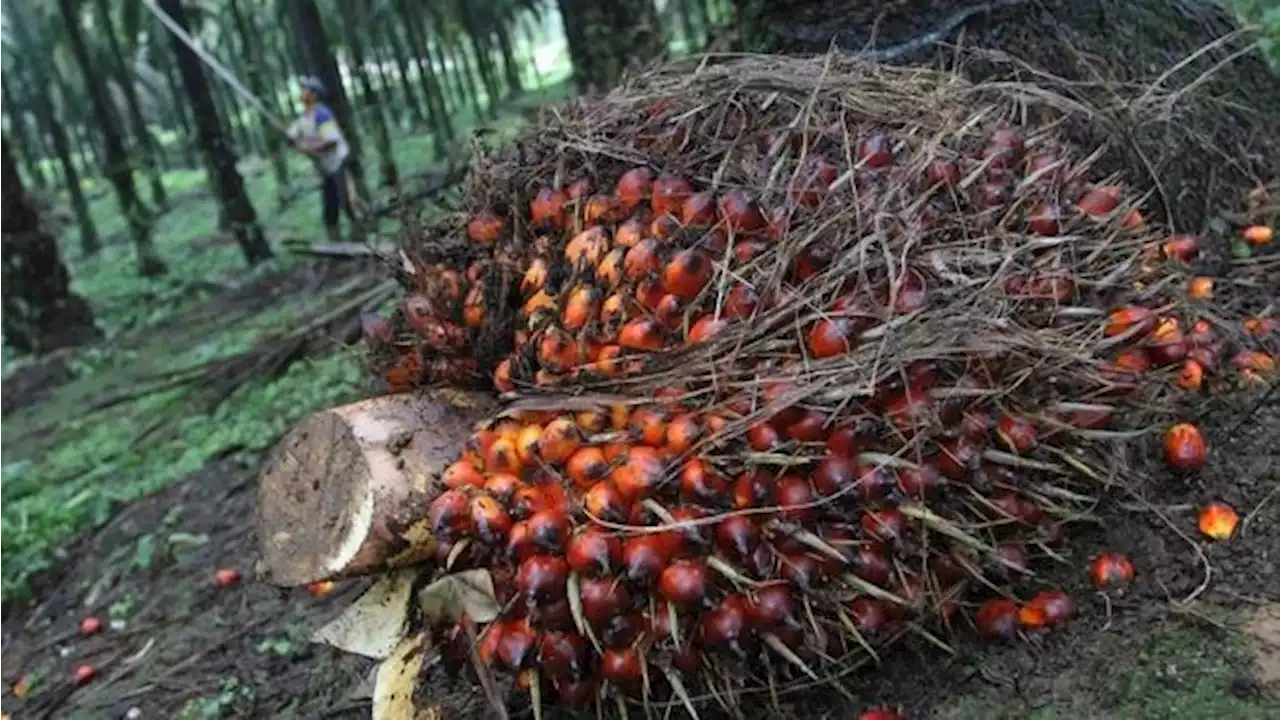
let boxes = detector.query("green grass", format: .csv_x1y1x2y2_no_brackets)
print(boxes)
1,61,574,603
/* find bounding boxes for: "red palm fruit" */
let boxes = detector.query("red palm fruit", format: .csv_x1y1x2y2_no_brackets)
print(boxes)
975,598,1020,641
669,506,712,551
506,521,537,562
613,214,647,250
957,409,991,440
496,620,538,670
660,559,711,607
623,534,670,587
651,173,693,216
619,318,666,351
530,599,574,632
680,459,730,504
1162,234,1199,263
565,447,608,489
852,546,891,586
681,191,717,227
996,413,1037,453
983,127,1025,168
688,315,730,344
861,508,906,545
1105,306,1157,339
623,237,663,280
782,409,826,443
858,133,893,167
601,648,643,685
715,515,761,559
926,159,961,189
567,528,623,576
807,318,858,358
1164,422,1207,473
518,555,569,603
539,631,590,679
723,283,760,319
702,595,757,656
848,597,888,636
538,418,581,465
429,489,472,539
937,436,980,480
733,471,774,509
566,177,593,201
811,455,856,498
734,240,768,263
565,227,610,268
467,210,504,245
1077,185,1122,218
460,285,486,329
665,413,704,455
483,473,523,504
793,240,835,280
1022,590,1074,628
492,357,516,393
779,552,823,589
443,459,485,489
826,426,867,459
579,577,631,625
471,495,514,544
850,461,892,503
562,285,600,333
528,508,572,552
531,187,568,229
485,433,524,475
664,249,714,301
750,583,798,629
554,677,597,706
990,542,1030,580
747,421,784,451
885,387,934,437
649,212,681,240
616,167,654,211
858,708,902,720
897,462,942,499
515,425,543,467
583,194,622,226
775,475,816,523
600,611,649,649
1090,552,1135,591
1027,202,1063,236
718,190,767,235
652,294,681,330
630,407,671,447
613,446,666,501
672,645,702,673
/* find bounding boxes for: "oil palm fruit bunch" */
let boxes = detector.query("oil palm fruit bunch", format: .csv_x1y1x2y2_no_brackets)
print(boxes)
352,56,1273,714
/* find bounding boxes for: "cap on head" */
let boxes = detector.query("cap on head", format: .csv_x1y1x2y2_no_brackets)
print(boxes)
299,76,327,99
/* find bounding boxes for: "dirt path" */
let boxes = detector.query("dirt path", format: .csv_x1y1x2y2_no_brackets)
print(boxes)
1,458,375,719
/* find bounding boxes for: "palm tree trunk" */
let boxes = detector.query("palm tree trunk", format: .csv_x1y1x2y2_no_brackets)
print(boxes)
520,15,545,88
58,0,165,276
344,19,398,188
8,0,98,252
400,4,453,152
228,0,290,204
157,38,200,168
494,21,523,97
95,0,167,209
159,0,271,266
2,136,101,355
2,83,52,190
382,24,426,125
556,0,664,93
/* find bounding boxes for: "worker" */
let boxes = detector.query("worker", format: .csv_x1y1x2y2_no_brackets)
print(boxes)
287,76,358,243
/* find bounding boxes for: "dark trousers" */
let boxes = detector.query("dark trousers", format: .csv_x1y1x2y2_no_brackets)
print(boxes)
321,164,358,229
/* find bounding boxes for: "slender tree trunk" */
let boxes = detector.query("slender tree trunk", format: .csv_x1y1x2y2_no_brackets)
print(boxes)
2,83,51,190
383,24,427,125
58,0,165,276
450,35,487,120
401,4,453,153
290,0,366,198
344,20,398,188
229,0,290,205
160,0,272,266
556,0,664,93
2,137,101,355
6,0,101,254
494,22,523,97
96,0,167,209
370,40,399,124
521,15,546,88
158,39,199,168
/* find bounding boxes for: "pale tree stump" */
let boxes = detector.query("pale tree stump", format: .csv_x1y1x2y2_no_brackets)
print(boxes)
256,390,494,586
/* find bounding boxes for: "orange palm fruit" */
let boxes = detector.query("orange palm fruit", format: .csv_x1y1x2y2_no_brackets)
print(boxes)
615,167,654,211
1176,359,1204,391
1243,225,1273,246
619,318,666,351
467,210,504,245
663,249,713,301
539,418,582,464
1186,276,1213,300
1104,306,1156,338
1197,502,1238,540
562,285,600,332
565,227,609,267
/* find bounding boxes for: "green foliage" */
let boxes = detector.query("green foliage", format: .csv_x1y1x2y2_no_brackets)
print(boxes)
1234,0,1280,68
177,676,255,720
